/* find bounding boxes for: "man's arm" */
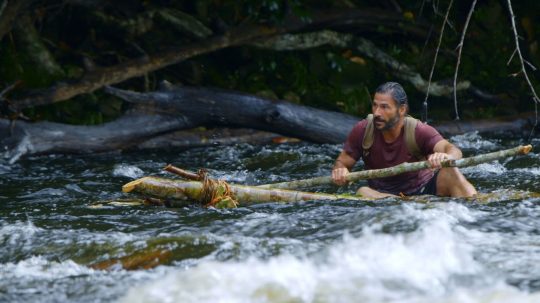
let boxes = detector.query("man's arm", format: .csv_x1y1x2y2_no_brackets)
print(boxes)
428,139,463,168
332,151,357,185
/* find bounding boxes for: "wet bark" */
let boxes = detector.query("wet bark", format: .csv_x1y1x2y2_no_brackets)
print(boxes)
103,86,360,144
0,113,195,163
2,86,538,163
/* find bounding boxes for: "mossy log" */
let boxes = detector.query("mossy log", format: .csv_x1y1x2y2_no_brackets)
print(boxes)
259,145,533,190
122,176,367,207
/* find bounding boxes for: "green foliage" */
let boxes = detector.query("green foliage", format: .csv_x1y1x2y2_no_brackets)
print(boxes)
24,93,123,125
201,47,374,116
2,0,540,124
0,43,62,88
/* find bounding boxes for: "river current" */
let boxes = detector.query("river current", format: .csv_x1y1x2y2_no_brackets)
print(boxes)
1,132,540,303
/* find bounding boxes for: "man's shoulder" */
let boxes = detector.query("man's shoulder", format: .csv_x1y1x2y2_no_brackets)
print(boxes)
348,119,369,135
355,118,370,128
414,120,440,135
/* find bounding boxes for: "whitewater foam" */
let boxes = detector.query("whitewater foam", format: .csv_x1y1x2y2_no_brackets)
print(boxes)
119,203,521,303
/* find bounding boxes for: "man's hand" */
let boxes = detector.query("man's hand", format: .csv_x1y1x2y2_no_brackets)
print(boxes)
332,167,350,186
427,152,453,168
332,151,356,186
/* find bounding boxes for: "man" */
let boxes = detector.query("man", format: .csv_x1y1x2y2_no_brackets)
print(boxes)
332,82,476,198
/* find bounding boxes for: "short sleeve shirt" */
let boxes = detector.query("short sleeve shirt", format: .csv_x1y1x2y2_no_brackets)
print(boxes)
343,119,444,195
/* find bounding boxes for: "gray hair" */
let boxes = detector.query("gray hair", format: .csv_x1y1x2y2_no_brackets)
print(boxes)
375,82,408,107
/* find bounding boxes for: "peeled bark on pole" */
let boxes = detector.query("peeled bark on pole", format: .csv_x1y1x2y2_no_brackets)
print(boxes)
122,177,366,207
259,145,533,190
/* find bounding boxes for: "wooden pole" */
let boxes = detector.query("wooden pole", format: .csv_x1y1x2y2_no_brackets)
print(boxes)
258,145,533,190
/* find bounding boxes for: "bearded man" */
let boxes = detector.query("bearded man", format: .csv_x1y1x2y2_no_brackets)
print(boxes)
332,82,476,198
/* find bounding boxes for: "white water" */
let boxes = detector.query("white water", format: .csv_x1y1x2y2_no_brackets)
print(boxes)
113,164,145,179
2,135,539,303
119,203,540,303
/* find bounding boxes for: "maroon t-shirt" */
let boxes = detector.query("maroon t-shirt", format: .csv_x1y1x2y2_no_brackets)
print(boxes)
343,119,443,195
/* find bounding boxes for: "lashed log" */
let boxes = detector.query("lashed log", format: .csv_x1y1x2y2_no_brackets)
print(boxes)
122,177,366,207
259,145,533,190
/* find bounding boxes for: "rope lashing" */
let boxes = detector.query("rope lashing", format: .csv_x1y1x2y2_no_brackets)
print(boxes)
197,169,238,208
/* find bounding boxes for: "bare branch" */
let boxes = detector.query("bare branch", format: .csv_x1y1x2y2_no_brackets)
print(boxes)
255,30,472,97
453,0,477,121
423,0,454,122
506,0,540,138
506,48,517,65
524,60,537,71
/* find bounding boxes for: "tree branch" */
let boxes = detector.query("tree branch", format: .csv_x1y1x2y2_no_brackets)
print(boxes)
10,25,283,111
506,0,539,138
9,8,430,110
254,30,472,97
453,0,477,120
422,0,454,122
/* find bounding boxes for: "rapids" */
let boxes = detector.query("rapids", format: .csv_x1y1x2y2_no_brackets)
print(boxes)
1,132,539,303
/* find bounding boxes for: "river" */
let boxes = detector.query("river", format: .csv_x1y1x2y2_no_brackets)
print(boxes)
1,132,539,303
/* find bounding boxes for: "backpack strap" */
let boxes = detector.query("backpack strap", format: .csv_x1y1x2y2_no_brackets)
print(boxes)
404,116,425,160
361,114,425,161
361,114,374,158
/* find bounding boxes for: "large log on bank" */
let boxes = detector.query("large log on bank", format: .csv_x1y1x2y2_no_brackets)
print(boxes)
104,86,359,144
2,84,538,163
122,176,365,207
0,113,195,163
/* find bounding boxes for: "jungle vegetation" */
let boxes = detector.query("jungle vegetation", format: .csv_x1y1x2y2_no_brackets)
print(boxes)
0,0,539,125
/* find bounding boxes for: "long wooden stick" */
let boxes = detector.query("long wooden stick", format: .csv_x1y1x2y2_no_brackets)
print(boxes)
163,164,201,180
258,145,533,190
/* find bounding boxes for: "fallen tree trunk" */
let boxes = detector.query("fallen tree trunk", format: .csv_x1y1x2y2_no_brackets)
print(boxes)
103,86,360,144
2,86,538,162
0,112,196,163
259,145,533,189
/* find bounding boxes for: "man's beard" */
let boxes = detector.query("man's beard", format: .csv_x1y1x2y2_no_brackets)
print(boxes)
374,112,400,131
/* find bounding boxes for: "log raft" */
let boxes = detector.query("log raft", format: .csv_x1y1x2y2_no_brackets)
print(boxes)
121,145,533,207
122,176,367,207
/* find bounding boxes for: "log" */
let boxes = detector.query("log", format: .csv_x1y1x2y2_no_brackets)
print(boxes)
122,176,366,207
0,112,195,163
258,145,533,190
104,86,359,144
2,84,538,162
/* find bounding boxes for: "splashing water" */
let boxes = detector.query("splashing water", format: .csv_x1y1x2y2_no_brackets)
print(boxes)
1,136,540,302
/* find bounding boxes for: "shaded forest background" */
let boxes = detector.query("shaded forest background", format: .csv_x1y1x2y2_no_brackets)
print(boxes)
1,0,539,126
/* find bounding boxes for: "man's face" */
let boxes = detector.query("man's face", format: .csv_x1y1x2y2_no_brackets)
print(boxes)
372,92,403,131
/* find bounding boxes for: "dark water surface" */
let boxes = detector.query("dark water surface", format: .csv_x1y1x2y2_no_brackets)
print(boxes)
1,132,540,303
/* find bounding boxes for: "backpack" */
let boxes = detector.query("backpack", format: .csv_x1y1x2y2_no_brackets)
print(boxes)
361,114,425,160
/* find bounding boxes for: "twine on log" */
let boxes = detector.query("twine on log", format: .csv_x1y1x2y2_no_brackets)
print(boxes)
164,165,238,208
